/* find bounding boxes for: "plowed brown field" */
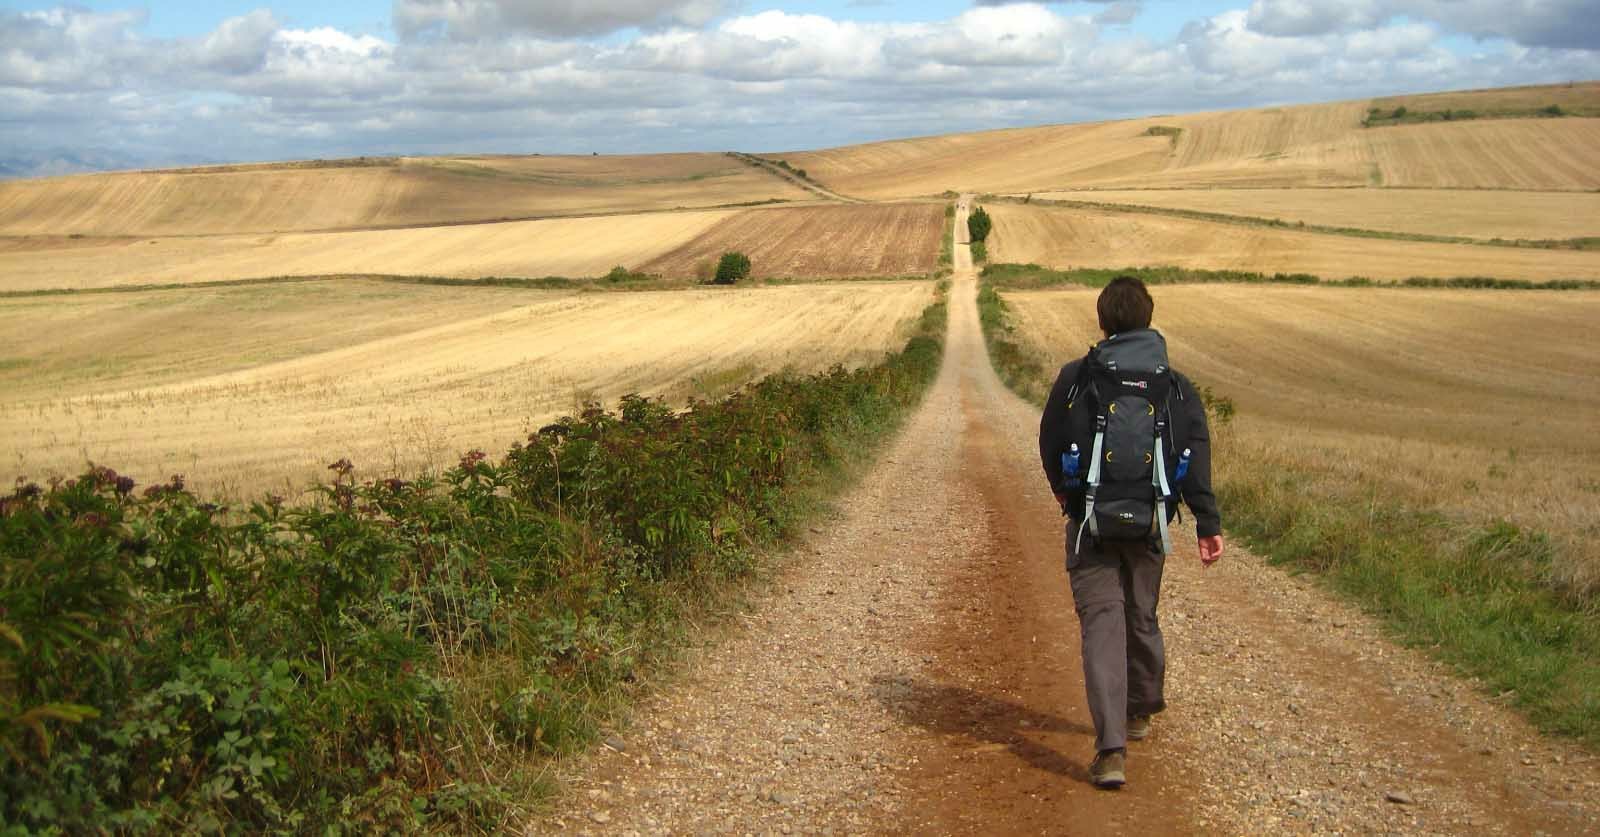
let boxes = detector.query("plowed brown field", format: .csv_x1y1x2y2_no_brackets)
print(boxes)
0,153,813,237
640,204,946,278
1024,189,1600,241
0,279,934,496
986,203,1600,281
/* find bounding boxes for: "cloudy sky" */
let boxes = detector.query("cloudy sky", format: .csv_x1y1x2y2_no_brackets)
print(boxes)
3,0,1598,174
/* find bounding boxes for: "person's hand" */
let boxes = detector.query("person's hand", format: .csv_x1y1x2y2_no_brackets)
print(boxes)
1197,535,1225,567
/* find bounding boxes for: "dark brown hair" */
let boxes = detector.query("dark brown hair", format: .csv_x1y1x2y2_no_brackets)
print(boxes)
1097,275,1154,335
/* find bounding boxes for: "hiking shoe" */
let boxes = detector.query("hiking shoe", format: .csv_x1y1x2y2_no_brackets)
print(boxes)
1128,715,1152,741
1090,749,1126,789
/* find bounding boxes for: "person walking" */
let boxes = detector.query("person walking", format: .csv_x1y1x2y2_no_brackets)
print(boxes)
1037,276,1224,789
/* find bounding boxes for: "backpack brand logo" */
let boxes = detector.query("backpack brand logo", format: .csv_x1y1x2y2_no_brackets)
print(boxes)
1121,380,1148,390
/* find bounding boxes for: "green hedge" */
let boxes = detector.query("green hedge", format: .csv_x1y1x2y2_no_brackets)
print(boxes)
0,297,947,831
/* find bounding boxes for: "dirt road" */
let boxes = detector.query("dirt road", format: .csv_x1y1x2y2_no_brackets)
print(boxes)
540,201,1600,835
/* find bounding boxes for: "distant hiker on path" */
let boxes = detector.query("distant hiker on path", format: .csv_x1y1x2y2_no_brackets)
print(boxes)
1037,276,1224,789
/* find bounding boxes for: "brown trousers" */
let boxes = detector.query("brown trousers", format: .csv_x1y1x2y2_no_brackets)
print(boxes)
1064,519,1167,753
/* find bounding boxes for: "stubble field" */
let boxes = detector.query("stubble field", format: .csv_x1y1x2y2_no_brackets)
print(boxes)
0,153,814,237
0,279,935,497
0,210,740,292
983,203,1600,281
782,94,1600,198
1020,189,1600,242
1001,283,1600,590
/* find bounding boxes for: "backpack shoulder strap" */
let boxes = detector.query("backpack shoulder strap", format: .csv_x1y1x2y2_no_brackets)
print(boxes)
1065,349,1095,404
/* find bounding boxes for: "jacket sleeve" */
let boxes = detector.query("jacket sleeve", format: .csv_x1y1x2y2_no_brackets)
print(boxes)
1174,373,1222,538
1038,360,1080,495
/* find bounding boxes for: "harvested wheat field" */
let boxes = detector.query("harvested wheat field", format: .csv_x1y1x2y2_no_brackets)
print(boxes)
986,203,1600,281
1003,283,1600,590
0,279,934,497
641,203,946,278
1025,189,1600,242
0,152,812,237
0,210,735,292
779,119,1174,199
1364,118,1600,190
783,85,1600,198
783,100,1372,196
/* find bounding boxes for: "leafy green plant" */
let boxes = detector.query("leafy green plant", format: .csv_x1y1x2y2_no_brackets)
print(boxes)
967,206,992,244
713,252,751,285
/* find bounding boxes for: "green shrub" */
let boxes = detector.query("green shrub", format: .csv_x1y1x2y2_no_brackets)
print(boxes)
605,266,651,283
967,206,992,244
713,252,751,285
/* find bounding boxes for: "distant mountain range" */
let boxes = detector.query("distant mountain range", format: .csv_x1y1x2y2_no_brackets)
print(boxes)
0,149,215,180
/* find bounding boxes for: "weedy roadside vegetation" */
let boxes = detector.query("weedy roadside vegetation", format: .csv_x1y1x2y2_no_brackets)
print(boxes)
939,204,954,268
0,290,949,831
976,270,1600,750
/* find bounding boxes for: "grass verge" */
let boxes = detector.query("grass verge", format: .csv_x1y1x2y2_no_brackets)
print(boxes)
1217,445,1599,747
974,272,1600,750
939,203,955,268
0,289,949,831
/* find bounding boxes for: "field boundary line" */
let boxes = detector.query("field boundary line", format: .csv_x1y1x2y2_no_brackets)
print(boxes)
728,152,865,204
0,272,944,299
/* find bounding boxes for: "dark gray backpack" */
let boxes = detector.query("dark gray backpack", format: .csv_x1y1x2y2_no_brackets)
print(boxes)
1058,329,1187,555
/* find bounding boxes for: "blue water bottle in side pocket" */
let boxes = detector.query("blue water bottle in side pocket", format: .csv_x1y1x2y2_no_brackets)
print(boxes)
1062,443,1082,489
1175,447,1192,483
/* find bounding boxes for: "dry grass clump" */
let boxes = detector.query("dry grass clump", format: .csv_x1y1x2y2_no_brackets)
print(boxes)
1003,284,1600,593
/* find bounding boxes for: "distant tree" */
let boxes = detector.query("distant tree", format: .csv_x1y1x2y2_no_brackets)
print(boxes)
1544,104,1565,117
1392,106,1408,119
714,251,751,285
967,206,992,244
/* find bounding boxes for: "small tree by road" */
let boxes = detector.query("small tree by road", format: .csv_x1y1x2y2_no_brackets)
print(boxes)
967,206,992,244
714,251,751,284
